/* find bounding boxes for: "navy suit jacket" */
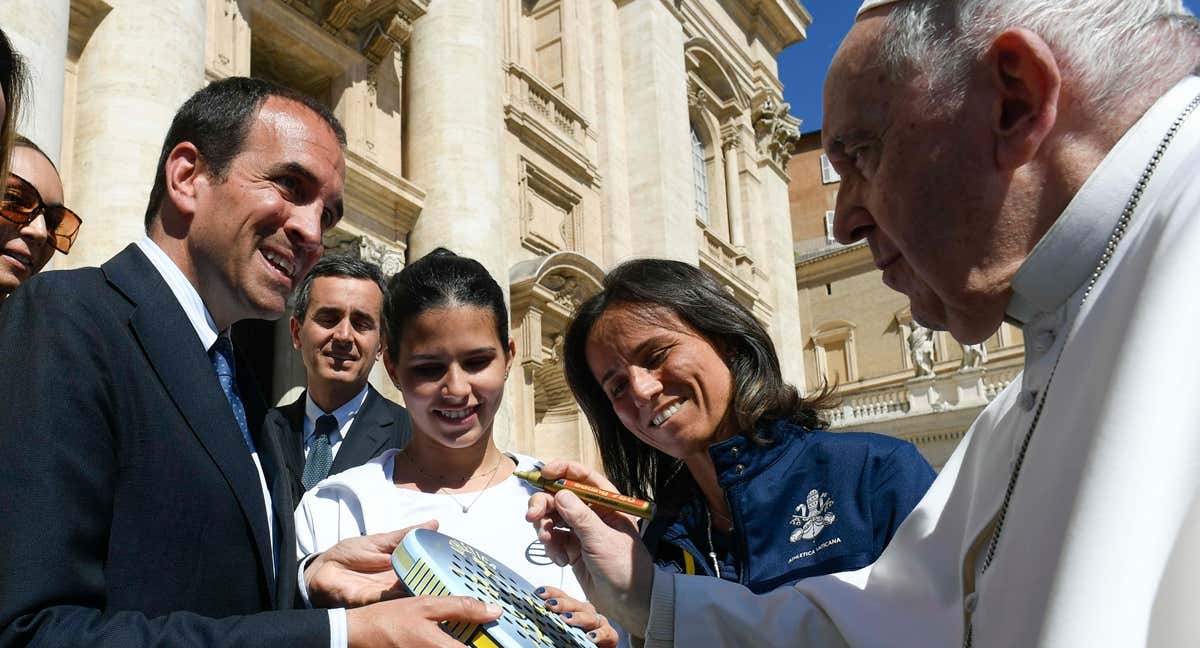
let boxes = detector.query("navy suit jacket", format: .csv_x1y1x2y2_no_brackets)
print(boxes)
266,385,411,505
0,245,329,646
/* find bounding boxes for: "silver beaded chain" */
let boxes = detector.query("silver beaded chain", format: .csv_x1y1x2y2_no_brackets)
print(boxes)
963,90,1200,648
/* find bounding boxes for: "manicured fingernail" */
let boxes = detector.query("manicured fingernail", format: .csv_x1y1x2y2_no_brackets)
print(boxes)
563,612,574,619
589,632,598,639
485,603,502,615
547,599,558,606
535,587,546,595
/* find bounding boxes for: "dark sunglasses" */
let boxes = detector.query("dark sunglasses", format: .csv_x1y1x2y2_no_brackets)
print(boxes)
1,173,82,254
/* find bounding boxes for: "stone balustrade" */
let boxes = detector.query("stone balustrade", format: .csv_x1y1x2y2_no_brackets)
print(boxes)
828,363,1022,429
502,63,597,183
827,386,911,427
506,63,587,144
984,366,1022,400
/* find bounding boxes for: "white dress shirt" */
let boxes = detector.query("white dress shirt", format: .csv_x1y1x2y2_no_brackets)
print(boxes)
646,76,1200,647
303,385,371,462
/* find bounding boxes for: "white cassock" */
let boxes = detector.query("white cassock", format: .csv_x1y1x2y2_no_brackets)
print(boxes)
643,76,1200,648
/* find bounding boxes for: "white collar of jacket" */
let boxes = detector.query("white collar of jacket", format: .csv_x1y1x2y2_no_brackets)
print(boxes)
1007,75,1200,326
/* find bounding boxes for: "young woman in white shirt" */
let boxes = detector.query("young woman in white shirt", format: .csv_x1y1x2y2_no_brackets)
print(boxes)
295,248,618,647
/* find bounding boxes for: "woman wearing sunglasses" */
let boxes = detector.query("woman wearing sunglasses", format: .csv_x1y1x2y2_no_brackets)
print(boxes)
0,135,82,303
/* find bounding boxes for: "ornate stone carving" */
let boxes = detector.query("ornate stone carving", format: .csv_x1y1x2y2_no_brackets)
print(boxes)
721,127,742,152
959,342,988,371
687,84,710,110
361,12,414,64
323,232,406,278
907,323,936,378
322,0,371,33
544,333,565,366
752,97,802,167
542,273,584,312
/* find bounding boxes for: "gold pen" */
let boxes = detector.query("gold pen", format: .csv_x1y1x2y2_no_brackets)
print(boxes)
515,469,656,520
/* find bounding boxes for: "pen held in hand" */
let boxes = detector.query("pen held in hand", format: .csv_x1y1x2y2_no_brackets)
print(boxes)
515,469,656,520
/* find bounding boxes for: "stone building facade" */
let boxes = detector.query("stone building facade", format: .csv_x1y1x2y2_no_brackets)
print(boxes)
1,0,811,466
788,130,1026,468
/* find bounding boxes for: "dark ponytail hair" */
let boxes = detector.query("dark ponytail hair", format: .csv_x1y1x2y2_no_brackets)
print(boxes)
383,248,509,360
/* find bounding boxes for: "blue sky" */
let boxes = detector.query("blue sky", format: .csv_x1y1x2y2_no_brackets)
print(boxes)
780,0,1200,134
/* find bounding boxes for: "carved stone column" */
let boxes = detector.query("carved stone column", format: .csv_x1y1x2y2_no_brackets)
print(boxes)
62,0,206,269
722,130,745,248
405,0,507,283
0,0,70,165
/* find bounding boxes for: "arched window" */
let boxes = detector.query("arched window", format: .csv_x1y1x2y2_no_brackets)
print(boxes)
691,123,711,225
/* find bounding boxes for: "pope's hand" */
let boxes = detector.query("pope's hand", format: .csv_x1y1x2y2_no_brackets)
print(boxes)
527,466,655,637
305,520,438,608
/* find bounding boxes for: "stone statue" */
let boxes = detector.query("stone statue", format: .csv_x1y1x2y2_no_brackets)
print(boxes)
959,341,988,371
908,323,936,378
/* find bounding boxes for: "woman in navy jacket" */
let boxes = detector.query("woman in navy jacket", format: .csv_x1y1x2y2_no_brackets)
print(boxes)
559,259,936,593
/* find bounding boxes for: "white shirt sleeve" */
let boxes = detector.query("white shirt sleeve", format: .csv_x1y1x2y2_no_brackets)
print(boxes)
649,572,856,647
297,553,348,648
327,609,347,648
297,552,319,608
296,493,319,560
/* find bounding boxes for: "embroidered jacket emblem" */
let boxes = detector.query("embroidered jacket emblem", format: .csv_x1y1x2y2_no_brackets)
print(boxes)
790,488,836,542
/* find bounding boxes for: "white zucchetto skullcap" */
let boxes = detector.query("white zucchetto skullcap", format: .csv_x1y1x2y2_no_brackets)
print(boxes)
857,0,903,17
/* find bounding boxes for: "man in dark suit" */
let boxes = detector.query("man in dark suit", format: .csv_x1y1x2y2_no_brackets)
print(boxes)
267,255,411,504
0,77,496,647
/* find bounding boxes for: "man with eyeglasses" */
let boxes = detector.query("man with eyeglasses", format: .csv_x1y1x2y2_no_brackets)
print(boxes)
0,134,81,303
0,77,499,647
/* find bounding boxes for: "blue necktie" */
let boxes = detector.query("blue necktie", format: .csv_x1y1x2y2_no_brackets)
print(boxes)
211,335,279,577
302,414,337,490
210,335,256,453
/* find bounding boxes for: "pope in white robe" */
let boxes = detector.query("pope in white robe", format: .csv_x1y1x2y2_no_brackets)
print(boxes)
643,76,1200,648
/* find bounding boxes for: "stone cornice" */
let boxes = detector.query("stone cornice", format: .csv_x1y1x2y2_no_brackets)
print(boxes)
755,0,812,53
276,0,427,63
716,0,812,55
614,0,687,24
794,240,873,287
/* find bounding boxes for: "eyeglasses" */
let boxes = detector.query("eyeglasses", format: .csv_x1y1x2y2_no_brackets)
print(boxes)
1,173,82,254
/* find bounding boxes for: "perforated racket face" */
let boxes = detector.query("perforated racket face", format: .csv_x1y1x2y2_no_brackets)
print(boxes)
392,528,594,648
